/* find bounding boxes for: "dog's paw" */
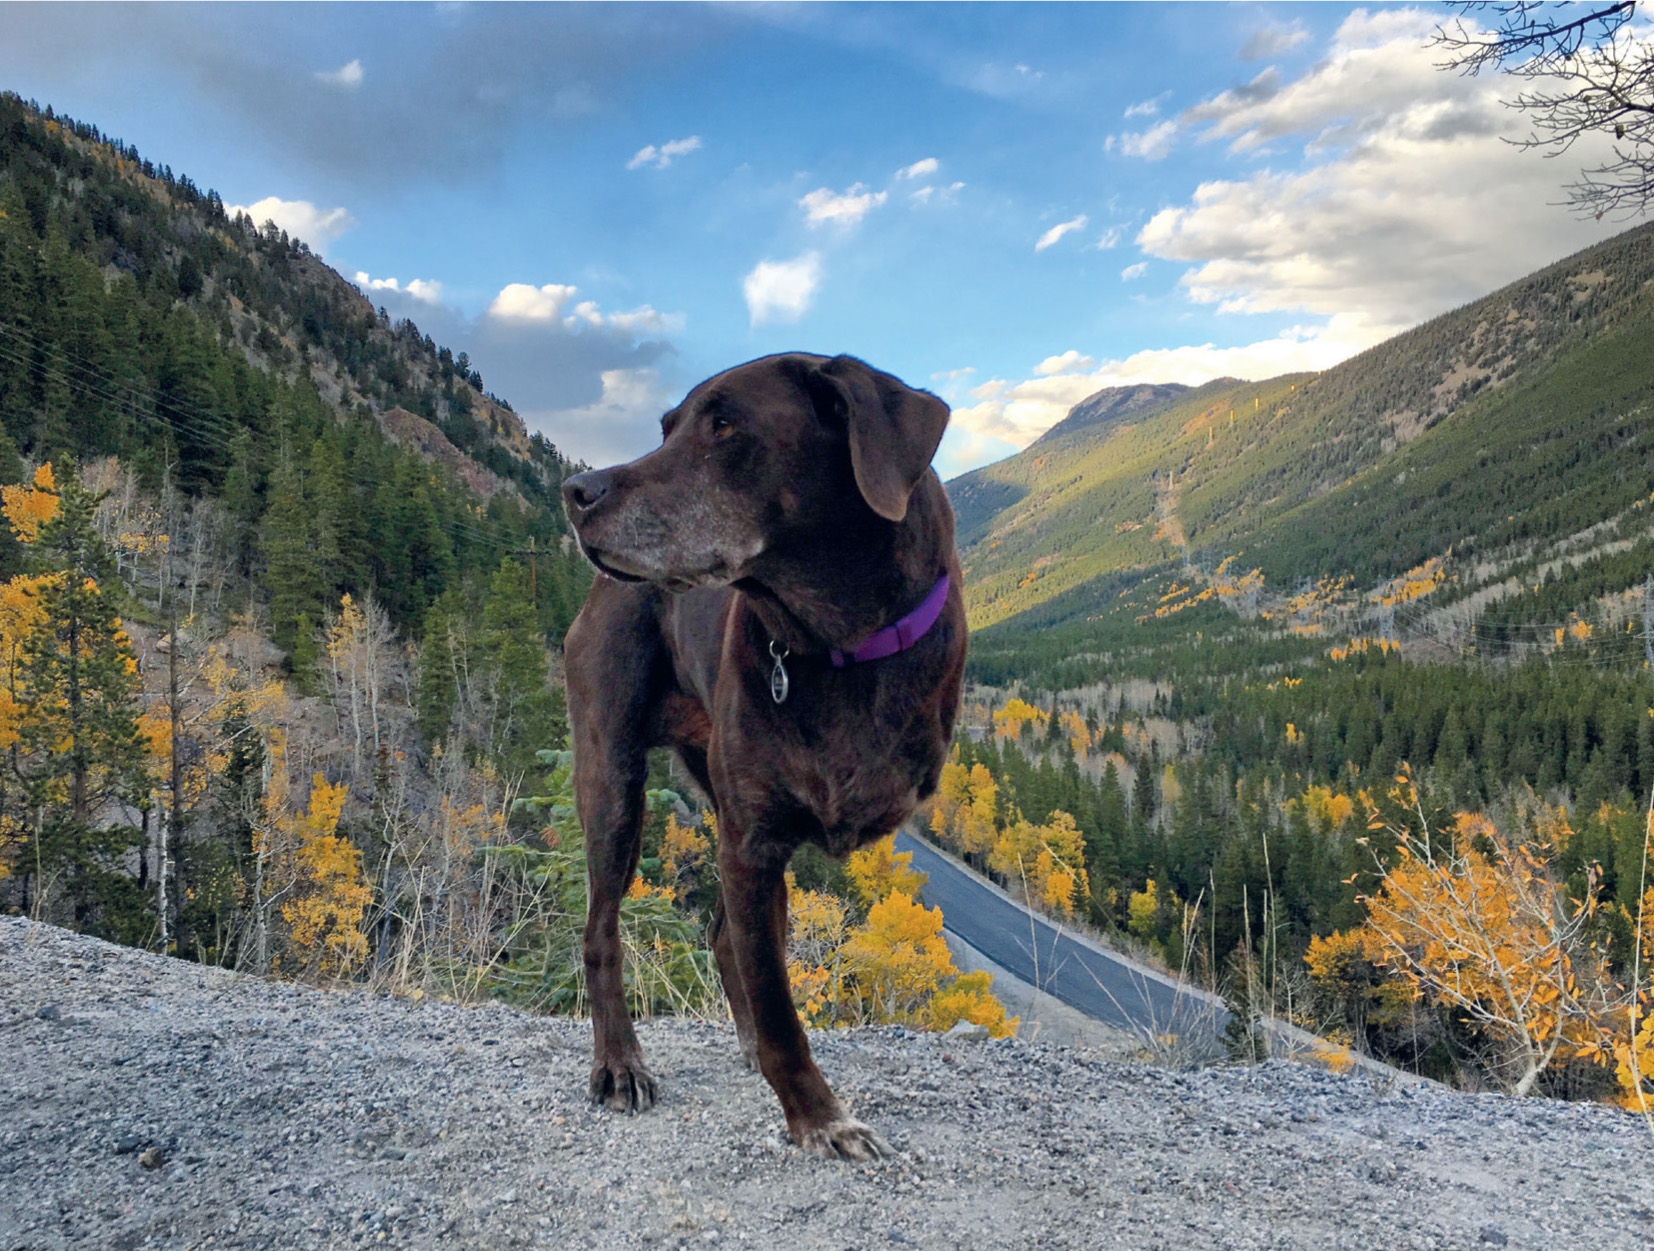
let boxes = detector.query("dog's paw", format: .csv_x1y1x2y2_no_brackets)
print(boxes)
793,1117,893,1163
589,1057,658,1113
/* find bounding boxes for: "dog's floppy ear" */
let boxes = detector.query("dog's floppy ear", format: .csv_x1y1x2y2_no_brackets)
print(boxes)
813,355,949,523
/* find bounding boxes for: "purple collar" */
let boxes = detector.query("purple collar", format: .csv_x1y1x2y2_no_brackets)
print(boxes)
829,574,950,668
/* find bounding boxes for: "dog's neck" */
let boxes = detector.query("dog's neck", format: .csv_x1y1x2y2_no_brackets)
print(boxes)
738,476,954,658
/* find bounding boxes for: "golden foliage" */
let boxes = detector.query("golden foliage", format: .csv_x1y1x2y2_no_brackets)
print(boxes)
1,463,58,543
1329,637,1401,662
928,757,999,858
786,875,852,1026
1127,879,1160,941
992,697,1046,742
1298,785,1355,830
659,812,711,900
845,833,927,908
843,891,962,1025
1374,556,1448,608
1059,709,1090,755
786,878,1015,1037
1359,770,1619,1097
987,809,1088,919
926,969,1015,1037
275,773,370,976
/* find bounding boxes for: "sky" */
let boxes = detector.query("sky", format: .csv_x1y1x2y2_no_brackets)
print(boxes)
0,2,1636,479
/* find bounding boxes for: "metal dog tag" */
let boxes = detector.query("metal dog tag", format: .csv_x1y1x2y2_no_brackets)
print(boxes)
768,641,790,705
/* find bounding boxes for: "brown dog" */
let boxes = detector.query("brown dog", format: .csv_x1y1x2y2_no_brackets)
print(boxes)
559,353,966,1160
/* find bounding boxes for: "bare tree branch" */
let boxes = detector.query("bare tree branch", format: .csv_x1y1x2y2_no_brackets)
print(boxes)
1435,1,1654,217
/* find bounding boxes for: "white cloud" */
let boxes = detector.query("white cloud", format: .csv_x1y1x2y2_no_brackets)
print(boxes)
938,12,1637,478
799,183,888,228
1095,226,1122,250
1239,22,1309,62
1121,262,1149,282
743,253,822,326
486,282,683,334
605,305,684,336
227,196,355,255
1140,10,1624,334
487,282,581,323
1034,215,1088,252
539,369,677,464
1117,119,1179,161
945,323,1368,457
1035,351,1095,376
1124,96,1163,119
315,59,364,89
910,180,965,206
354,272,444,305
896,157,940,180
626,135,703,170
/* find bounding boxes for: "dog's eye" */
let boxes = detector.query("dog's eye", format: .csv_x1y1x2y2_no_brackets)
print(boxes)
710,415,734,439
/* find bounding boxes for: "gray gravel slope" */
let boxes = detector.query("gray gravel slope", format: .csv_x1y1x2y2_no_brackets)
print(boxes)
1,916,1650,1250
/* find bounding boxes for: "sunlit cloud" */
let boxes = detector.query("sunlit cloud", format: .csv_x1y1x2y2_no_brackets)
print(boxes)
226,196,354,254
315,59,364,89
799,183,888,227
743,253,822,325
626,135,702,170
1035,215,1088,252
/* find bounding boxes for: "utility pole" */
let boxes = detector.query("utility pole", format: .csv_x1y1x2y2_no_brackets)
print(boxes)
508,536,540,600
1643,576,1653,669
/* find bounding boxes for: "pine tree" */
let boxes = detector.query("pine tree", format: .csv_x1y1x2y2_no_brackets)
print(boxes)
14,461,150,940
481,559,563,779
259,441,322,666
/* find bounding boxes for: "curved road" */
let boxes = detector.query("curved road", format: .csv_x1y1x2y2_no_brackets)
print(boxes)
895,830,1230,1047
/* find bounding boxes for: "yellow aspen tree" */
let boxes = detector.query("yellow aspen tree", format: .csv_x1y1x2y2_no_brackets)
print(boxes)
1,463,58,543
1128,880,1160,941
786,874,851,1026
992,697,1046,742
925,970,1017,1037
1361,781,1619,1097
842,891,957,1025
655,811,711,902
276,774,369,978
1615,806,1654,1110
845,833,927,907
961,763,1000,856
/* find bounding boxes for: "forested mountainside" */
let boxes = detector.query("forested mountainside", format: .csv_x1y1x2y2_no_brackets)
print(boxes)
0,92,593,649
936,222,1654,1100
953,222,1654,635
0,92,604,970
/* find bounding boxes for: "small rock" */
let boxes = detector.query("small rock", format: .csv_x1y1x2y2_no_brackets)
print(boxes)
945,1021,990,1043
36,1004,60,1021
1479,1227,1508,1247
139,1146,165,1170
114,1134,142,1154
382,1146,407,1161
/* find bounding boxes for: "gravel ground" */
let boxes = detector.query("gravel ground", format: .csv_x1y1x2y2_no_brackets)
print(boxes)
2,916,1651,1251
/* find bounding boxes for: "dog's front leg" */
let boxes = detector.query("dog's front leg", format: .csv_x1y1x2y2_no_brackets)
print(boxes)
576,747,657,1113
717,832,892,1162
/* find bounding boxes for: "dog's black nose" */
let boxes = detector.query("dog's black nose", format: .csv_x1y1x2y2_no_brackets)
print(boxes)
562,470,609,514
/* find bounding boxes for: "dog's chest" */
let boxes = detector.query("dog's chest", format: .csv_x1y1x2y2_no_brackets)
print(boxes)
764,704,938,856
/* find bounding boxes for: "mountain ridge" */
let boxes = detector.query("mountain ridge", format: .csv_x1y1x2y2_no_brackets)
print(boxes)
949,221,1654,636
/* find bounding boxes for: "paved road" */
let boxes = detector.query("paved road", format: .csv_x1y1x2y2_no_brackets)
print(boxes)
895,830,1231,1046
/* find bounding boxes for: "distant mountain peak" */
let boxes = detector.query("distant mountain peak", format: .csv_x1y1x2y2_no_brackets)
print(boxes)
1031,381,1195,447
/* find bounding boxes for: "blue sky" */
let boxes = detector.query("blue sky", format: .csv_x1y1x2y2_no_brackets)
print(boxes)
0,3,1631,477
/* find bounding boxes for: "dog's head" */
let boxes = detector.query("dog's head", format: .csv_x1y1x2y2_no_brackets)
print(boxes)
561,353,949,592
